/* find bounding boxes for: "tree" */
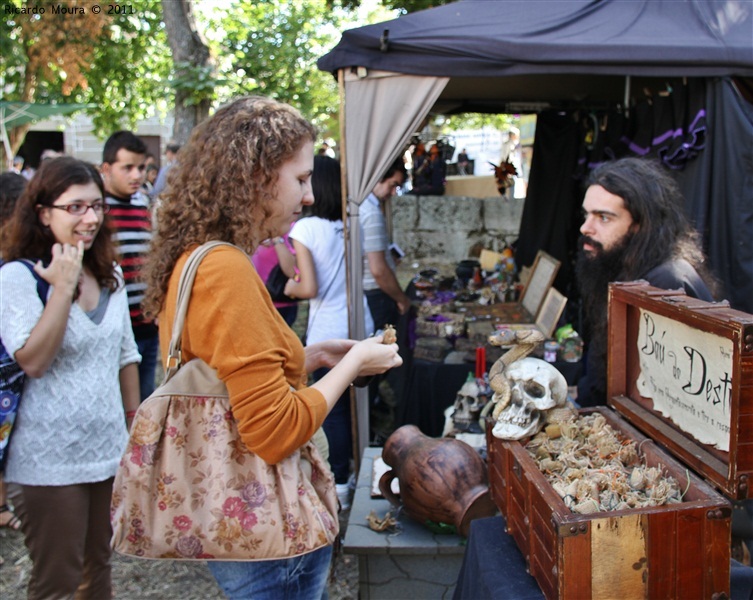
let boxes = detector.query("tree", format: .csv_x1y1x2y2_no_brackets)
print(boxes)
213,0,345,138
331,0,454,15
0,0,108,161
0,0,171,163
161,0,217,145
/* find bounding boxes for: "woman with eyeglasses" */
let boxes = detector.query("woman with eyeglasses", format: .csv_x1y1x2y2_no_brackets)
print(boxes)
0,156,141,599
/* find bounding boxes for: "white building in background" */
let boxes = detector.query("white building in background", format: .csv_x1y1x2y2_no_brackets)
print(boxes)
18,112,174,169
448,126,504,177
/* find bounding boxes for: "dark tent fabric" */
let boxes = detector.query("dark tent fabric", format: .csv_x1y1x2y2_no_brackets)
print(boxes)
319,0,753,112
319,0,753,78
675,78,753,313
515,111,583,297
514,77,753,315
318,0,753,314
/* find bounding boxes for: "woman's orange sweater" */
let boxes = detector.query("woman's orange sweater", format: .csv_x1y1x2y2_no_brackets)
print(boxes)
159,245,327,465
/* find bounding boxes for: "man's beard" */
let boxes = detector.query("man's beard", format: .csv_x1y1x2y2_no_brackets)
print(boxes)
575,232,633,343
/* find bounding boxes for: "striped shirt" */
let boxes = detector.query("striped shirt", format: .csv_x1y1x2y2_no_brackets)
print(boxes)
360,192,396,292
106,192,158,340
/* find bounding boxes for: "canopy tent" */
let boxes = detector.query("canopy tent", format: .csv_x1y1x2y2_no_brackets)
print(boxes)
317,0,753,455
0,101,92,166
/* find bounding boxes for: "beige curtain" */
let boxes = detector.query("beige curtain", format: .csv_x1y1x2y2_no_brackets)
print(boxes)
339,68,448,457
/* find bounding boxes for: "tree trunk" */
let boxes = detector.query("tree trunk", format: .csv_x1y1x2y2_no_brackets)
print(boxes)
161,0,213,145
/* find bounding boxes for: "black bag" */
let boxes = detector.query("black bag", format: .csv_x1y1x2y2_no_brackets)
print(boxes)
265,264,296,303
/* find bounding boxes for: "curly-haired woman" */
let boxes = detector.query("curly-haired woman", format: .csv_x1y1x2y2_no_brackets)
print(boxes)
141,96,402,599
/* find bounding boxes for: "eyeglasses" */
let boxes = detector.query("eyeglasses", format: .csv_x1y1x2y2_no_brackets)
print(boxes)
47,202,110,216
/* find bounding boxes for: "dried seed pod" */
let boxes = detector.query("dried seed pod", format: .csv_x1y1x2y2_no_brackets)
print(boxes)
629,467,646,490
539,458,564,473
545,405,578,424
617,443,640,466
573,499,600,514
559,422,578,439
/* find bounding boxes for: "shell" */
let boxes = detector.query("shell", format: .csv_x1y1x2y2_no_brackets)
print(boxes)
382,324,397,345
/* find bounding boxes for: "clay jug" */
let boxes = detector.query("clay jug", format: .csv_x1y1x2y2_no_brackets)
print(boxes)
378,425,497,537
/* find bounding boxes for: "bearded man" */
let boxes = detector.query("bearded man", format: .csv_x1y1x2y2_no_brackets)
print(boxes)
575,157,718,407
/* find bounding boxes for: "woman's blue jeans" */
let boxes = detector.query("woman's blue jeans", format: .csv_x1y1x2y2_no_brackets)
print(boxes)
314,367,352,484
206,545,332,600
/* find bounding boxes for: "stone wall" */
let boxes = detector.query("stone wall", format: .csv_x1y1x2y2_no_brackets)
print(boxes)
390,194,525,262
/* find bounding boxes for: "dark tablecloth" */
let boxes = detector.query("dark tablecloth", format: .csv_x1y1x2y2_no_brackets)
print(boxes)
393,284,581,437
453,516,543,600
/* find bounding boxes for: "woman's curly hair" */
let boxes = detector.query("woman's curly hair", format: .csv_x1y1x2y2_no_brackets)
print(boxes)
1,156,119,292
142,96,316,318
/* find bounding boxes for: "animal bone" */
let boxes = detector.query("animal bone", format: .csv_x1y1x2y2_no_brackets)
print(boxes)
486,328,546,418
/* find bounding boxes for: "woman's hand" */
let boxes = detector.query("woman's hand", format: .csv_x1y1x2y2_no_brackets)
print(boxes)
305,339,357,373
34,241,84,299
13,241,85,377
348,334,403,377
308,334,403,413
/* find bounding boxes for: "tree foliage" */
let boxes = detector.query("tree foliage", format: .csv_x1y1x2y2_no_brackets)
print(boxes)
1,0,171,154
1,0,503,161
206,0,350,140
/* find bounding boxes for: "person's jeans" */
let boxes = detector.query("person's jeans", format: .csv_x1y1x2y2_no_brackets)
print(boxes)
136,334,160,401
365,289,398,334
365,289,400,434
315,368,352,484
207,544,332,600
275,304,298,327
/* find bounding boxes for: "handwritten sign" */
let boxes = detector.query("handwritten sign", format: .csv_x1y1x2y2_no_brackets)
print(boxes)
635,309,733,451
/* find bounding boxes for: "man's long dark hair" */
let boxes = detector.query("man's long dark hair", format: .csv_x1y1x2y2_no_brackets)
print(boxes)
585,157,717,293
575,157,719,406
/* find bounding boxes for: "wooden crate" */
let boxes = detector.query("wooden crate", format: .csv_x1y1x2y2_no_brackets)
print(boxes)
485,281,752,598
487,409,731,599
607,282,753,500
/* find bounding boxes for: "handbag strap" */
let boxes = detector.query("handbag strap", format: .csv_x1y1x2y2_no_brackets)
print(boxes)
165,241,239,380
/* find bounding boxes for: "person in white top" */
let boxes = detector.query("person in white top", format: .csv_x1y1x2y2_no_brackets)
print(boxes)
0,156,140,599
285,155,373,508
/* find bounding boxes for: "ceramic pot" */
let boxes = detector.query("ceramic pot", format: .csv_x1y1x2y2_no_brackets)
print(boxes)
378,425,496,537
455,259,480,286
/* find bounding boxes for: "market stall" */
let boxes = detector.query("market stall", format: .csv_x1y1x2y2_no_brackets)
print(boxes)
317,0,753,459
392,251,580,438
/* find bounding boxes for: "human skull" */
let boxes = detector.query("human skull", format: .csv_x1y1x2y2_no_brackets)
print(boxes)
452,376,481,430
491,357,568,440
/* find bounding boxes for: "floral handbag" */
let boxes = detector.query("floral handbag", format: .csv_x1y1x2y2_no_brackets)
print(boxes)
110,241,339,560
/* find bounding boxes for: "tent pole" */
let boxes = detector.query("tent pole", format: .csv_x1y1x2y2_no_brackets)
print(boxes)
339,68,369,474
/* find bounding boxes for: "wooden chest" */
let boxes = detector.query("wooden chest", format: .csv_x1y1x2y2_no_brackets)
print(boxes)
486,281,751,599
607,282,753,500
